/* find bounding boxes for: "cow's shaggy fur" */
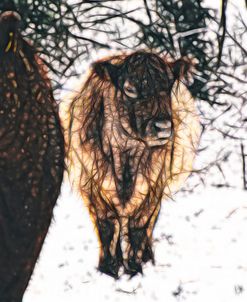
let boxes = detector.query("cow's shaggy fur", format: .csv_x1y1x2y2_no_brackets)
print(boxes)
64,51,200,278
0,11,64,301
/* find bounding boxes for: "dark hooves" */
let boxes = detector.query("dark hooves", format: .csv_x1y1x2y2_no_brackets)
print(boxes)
98,256,120,279
124,258,143,278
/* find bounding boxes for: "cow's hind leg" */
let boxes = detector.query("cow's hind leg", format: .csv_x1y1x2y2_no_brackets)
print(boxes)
142,201,161,264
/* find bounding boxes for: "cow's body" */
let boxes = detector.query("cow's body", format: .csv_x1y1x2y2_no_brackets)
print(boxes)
65,51,200,277
0,12,64,301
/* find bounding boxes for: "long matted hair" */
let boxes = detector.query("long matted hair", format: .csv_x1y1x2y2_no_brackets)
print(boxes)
64,50,200,277
0,11,64,299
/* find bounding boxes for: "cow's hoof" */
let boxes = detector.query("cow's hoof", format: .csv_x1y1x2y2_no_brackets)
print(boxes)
98,256,120,279
124,258,143,277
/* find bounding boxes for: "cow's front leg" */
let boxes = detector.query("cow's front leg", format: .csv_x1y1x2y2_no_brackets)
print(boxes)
97,217,122,278
120,216,147,277
89,201,122,279
118,217,141,277
124,200,161,276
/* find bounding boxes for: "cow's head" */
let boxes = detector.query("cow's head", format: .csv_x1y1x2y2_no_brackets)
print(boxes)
93,51,192,138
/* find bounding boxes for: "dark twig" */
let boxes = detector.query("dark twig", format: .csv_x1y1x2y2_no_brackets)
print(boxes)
217,0,228,66
241,143,247,190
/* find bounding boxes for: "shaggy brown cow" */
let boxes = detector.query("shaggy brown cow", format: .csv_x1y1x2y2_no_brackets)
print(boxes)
0,11,64,301
65,51,200,278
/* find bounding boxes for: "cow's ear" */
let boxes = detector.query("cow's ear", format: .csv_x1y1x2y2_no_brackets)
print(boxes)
172,57,195,81
93,61,120,86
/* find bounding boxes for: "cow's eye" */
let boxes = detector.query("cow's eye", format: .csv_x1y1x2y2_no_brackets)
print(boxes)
123,79,138,98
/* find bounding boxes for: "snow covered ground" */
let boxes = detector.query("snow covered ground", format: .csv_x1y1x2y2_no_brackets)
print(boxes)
24,1,247,301
24,183,247,302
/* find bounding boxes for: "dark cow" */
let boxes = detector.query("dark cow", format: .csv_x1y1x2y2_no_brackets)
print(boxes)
65,51,200,278
0,11,64,301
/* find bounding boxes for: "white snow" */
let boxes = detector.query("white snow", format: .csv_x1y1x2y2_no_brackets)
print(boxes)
24,184,247,302
24,1,247,301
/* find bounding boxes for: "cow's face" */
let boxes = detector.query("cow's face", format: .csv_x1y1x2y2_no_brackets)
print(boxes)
93,52,174,137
